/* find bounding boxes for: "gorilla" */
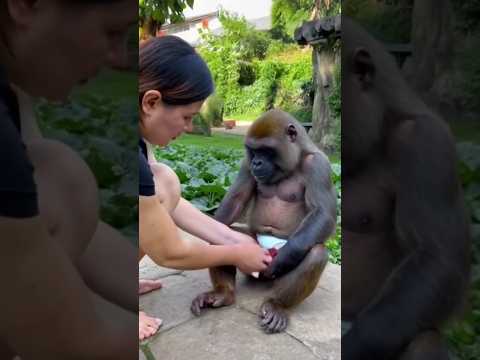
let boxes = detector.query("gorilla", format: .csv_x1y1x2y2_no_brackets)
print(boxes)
341,17,470,360
190,109,337,333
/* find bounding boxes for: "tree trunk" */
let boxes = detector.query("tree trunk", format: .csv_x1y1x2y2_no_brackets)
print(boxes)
408,0,454,92
403,0,459,119
310,42,339,153
140,17,161,40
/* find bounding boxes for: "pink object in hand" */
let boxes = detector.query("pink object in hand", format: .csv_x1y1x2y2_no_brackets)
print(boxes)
268,248,278,258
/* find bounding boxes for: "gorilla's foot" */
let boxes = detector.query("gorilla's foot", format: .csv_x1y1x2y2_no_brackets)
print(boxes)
259,300,289,334
190,289,235,316
399,331,450,360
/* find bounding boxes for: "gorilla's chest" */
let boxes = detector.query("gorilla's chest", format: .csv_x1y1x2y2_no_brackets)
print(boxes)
249,175,307,237
342,167,394,234
256,175,305,203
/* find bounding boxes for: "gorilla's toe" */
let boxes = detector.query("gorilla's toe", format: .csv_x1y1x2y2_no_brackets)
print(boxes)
190,290,234,316
259,301,289,334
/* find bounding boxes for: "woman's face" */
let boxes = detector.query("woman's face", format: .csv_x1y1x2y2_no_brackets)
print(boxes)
140,90,204,147
3,0,136,100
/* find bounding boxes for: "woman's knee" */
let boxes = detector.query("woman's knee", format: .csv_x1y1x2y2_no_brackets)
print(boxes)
27,139,99,259
150,163,181,212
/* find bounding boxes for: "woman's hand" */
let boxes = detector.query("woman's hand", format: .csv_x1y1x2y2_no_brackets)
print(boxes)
233,243,272,274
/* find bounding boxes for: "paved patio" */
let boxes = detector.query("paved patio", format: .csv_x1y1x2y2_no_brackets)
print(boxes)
139,232,341,360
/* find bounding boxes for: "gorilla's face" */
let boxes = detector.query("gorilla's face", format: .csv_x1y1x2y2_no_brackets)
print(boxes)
246,146,277,184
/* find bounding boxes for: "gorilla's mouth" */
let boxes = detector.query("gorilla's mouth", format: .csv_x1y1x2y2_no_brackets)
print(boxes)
253,172,270,182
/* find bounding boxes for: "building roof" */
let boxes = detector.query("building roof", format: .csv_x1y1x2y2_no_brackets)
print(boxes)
162,11,219,30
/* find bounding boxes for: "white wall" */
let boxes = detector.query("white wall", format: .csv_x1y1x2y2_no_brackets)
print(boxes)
171,18,222,46
184,0,272,21
171,0,272,46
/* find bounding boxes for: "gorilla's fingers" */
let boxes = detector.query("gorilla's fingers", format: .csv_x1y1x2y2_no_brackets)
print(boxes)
275,315,288,333
191,294,209,316
190,303,199,316
267,314,280,334
261,310,274,326
190,297,201,316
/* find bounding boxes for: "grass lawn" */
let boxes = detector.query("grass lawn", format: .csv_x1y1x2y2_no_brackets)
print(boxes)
173,132,341,164
226,112,262,122
173,132,245,151
72,69,137,100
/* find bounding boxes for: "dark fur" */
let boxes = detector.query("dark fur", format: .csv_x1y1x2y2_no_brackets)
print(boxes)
190,109,337,333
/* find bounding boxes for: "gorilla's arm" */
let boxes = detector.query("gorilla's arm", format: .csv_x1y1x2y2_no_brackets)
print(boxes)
263,153,337,279
214,160,256,225
343,120,470,360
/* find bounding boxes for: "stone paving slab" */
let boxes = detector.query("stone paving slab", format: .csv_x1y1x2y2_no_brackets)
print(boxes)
139,232,341,360
147,308,324,360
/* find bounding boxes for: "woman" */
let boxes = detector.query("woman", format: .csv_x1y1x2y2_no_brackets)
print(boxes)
0,0,139,358
138,36,272,340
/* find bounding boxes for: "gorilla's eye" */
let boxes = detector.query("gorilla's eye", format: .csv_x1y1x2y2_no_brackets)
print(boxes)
261,148,276,159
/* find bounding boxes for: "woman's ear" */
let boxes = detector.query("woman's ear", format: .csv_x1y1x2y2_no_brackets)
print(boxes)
141,90,162,115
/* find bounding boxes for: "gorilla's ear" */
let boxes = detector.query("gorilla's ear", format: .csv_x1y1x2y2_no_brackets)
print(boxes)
353,48,375,88
286,124,297,142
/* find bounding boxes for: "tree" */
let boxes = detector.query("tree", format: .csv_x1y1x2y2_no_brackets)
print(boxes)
406,0,454,92
312,0,341,19
401,0,457,118
301,1,340,153
271,0,314,40
139,0,195,39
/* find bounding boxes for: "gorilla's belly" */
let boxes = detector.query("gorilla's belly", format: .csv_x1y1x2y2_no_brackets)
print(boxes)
342,229,402,319
249,197,306,238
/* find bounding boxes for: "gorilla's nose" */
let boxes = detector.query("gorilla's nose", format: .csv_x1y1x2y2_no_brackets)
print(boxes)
253,159,263,169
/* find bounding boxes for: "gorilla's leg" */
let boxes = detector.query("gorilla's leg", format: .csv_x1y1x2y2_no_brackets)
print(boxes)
259,244,328,333
399,331,450,360
191,266,237,315
191,224,254,315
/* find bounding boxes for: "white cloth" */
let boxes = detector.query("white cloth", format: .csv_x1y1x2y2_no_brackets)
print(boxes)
256,234,287,249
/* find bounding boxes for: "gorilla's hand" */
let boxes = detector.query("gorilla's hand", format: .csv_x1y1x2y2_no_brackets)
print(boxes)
342,320,397,360
342,323,368,360
262,241,307,279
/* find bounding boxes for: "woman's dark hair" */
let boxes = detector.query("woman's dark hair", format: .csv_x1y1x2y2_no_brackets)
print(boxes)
0,0,124,51
139,36,214,106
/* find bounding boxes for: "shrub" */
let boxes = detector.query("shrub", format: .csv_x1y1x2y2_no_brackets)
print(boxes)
191,114,211,136
198,12,313,119
200,94,224,127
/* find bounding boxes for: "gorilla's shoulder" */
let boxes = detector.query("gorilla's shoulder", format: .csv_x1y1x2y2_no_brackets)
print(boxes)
391,113,456,153
302,151,331,169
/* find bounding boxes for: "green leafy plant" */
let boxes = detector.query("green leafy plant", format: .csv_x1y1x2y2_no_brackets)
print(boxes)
328,65,341,151
446,142,480,359
36,95,138,239
155,143,342,264
198,12,313,119
139,0,194,27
